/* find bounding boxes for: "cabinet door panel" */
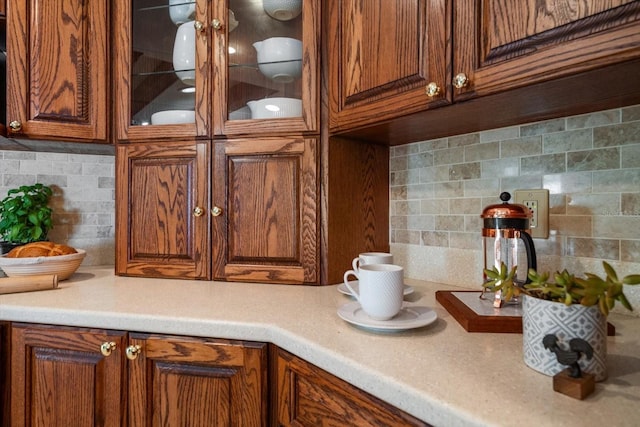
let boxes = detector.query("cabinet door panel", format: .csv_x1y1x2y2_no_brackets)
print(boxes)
116,141,210,279
10,324,125,427
328,0,450,132
6,0,108,141
274,348,429,427
127,334,267,427
213,138,318,284
454,0,640,99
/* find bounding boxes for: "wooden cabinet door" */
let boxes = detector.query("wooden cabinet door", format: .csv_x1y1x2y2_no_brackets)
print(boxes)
453,0,640,100
10,324,125,427
116,141,210,279
6,0,109,142
127,333,267,427
328,0,450,132
273,347,429,427
212,137,318,284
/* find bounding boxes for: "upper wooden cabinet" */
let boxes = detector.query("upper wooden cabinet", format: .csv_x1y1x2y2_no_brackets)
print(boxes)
212,137,318,284
327,0,450,132
453,0,640,100
328,0,640,139
113,0,319,141
6,0,109,142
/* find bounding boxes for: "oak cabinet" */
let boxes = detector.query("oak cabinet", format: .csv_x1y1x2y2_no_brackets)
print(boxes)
8,323,268,427
127,333,267,427
328,0,640,140
6,0,109,142
113,0,319,141
327,0,450,132
452,0,640,101
116,141,210,279
273,347,429,427
212,137,318,284
10,323,126,426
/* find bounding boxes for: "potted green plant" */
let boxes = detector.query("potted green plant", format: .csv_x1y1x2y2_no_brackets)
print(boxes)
0,183,54,254
483,262,640,381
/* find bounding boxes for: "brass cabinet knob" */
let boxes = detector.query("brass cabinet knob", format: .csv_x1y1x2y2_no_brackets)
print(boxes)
211,206,223,217
8,120,22,132
194,20,205,32
193,206,204,217
425,82,441,97
125,344,142,360
452,73,469,89
100,341,117,357
211,18,222,30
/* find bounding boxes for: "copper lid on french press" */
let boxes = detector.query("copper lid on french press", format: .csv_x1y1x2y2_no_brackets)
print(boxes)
481,192,531,237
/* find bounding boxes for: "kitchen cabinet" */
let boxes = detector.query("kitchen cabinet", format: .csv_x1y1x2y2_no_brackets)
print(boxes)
113,0,319,141
328,0,640,143
116,140,210,279
212,137,318,284
327,0,450,132
8,323,267,426
6,0,109,142
272,347,429,427
9,323,126,426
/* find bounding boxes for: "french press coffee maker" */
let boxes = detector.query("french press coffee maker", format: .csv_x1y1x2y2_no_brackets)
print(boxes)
481,192,537,304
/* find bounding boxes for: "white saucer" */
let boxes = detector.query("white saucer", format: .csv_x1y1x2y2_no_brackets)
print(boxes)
337,301,437,332
337,280,414,297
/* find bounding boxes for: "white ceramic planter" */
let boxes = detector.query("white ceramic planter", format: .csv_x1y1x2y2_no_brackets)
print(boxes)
522,294,607,381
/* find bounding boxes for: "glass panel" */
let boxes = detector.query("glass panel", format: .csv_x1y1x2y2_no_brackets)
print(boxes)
131,0,196,126
228,0,303,121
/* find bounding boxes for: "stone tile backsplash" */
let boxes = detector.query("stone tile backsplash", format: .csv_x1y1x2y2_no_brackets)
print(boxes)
0,150,115,265
390,105,640,315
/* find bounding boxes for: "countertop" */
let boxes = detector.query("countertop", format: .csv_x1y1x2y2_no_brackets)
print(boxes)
1,267,639,427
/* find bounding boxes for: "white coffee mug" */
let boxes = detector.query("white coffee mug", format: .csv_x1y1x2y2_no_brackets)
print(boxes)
343,264,404,320
173,21,196,86
352,252,393,272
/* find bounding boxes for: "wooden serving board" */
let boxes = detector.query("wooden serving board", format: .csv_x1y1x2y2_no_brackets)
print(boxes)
0,275,59,294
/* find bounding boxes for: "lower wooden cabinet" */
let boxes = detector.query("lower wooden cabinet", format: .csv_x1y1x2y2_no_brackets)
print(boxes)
272,347,430,427
8,323,267,427
3,322,427,426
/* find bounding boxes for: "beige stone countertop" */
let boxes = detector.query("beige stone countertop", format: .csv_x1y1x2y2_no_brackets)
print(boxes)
1,267,639,426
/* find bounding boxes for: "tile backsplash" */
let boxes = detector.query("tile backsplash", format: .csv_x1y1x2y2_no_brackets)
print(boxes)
0,150,115,265
390,105,640,315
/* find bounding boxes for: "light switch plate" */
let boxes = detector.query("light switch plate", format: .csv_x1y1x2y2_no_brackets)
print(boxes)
514,189,549,239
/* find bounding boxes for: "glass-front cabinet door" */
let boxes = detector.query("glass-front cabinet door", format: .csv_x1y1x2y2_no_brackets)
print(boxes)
212,0,319,135
114,0,318,141
114,0,211,141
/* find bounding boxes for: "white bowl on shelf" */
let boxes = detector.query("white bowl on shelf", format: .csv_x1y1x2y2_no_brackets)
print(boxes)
246,98,302,119
0,249,86,281
169,0,196,26
229,106,251,120
253,37,302,83
263,0,302,21
151,110,195,125
173,20,196,85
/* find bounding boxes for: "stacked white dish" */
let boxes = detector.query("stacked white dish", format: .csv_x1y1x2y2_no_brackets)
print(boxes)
246,98,301,119
151,110,195,125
